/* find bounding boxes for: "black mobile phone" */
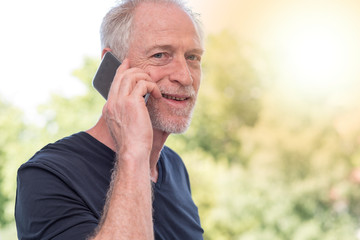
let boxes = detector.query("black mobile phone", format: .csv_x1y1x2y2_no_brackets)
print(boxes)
92,52,150,103
92,52,121,100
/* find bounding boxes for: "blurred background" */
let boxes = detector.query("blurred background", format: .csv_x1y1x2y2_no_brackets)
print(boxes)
1,0,360,239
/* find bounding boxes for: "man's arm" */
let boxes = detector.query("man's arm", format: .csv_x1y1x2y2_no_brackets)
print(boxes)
90,59,161,240
91,154,154,239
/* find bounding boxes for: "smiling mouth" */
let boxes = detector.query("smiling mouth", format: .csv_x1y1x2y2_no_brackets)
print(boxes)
162,94,188,101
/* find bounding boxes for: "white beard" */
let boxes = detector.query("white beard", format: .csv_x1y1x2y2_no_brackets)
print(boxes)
147,85,197,134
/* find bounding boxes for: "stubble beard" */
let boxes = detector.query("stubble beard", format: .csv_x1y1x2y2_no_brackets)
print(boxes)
147,85,197,134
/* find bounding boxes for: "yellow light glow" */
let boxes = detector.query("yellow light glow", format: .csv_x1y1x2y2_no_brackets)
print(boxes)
265,2,360,102
284,24,351,94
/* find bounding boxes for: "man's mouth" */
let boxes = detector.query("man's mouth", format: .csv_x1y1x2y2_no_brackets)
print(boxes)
162,94,188,101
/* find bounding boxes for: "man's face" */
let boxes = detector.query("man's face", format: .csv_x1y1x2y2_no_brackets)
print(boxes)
126,2,203,134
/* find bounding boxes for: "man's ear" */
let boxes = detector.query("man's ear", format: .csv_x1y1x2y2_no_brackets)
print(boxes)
101,48,112,59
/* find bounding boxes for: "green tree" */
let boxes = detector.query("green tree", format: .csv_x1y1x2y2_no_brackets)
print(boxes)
0,98,28,226
38,57,104,141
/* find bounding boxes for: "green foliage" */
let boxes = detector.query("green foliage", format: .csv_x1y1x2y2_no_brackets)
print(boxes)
38,57,105,140
170,102,360,239
0,99,34,227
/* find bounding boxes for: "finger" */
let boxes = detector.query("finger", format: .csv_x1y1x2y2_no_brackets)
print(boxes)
131,80,162,101
106,58,131,101
117,71,153,97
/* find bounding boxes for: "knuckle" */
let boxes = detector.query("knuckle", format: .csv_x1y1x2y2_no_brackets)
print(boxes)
138,79,147,87
116,66,124,74
103,101,115,116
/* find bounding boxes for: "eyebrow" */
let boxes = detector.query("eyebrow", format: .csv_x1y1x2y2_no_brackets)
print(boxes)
190,48,205,56
145,45,174,55
145,44,204,55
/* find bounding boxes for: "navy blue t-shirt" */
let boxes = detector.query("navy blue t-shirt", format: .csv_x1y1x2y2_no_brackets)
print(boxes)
15,132,203,239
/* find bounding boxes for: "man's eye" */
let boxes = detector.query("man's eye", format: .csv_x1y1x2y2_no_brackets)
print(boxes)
153,53,163,58
187,55,200,61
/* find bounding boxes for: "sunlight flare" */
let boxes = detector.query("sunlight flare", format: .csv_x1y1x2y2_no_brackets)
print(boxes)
267,2,360,101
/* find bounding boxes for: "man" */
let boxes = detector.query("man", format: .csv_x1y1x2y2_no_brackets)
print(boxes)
15,0,204,239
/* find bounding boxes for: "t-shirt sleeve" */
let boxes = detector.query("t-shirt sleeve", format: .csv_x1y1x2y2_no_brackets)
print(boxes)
15,164,98,240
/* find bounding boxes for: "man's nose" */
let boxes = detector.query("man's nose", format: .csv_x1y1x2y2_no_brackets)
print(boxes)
169,57,193,86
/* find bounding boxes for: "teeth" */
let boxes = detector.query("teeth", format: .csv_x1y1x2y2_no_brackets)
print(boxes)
162,94,187,101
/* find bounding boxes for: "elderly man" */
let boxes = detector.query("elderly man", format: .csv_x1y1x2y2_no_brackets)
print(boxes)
15,0,204,239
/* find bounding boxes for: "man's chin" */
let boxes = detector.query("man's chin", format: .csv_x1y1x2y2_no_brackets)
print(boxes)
152,118,191,134
147,99,195,134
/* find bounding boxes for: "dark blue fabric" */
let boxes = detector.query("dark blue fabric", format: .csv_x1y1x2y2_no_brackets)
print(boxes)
15,132,203,240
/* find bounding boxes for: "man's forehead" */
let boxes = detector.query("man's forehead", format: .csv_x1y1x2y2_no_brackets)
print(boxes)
132,2,194,31
126,1,203,53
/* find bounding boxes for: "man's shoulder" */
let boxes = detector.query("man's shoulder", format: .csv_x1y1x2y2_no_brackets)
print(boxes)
24,132,88,164
162,145,181,159
160,145,188,176
161,145,185,166
19,132,114,177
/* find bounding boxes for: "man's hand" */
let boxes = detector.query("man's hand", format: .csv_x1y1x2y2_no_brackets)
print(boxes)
103,58,161,160
91,58,161,240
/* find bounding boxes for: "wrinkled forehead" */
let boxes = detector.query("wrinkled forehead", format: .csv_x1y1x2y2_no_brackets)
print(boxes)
130,2,201,43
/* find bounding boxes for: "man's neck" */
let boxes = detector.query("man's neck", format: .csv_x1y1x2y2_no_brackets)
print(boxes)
149,128,170,182
86,116,169,182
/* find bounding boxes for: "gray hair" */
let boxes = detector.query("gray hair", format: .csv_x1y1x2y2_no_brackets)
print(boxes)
100,0,204,61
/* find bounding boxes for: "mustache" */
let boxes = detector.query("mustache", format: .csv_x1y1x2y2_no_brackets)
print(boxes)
158,85,196,98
